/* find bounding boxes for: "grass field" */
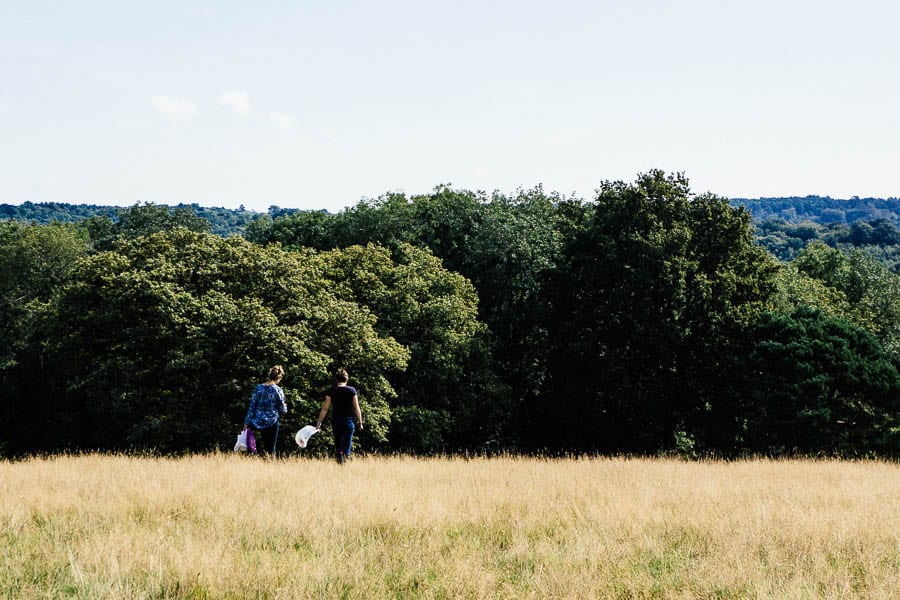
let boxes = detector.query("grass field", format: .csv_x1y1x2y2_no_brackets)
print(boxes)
1,454,898,599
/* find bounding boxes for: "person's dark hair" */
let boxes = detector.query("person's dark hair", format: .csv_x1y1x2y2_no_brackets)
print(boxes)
333,368,349,384
268,365,285,381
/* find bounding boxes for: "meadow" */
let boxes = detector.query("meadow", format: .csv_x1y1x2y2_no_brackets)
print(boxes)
1,454,897,599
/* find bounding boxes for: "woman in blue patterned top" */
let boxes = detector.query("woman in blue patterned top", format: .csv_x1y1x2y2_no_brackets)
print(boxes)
243,365,288,455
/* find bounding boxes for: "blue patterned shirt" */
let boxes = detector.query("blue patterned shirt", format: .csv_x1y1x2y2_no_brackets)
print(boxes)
244,384,287,429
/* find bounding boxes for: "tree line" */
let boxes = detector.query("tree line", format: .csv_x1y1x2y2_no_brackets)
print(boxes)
9,196,900,273
1,171,898,457
755,219,900,272
8,192,900,241
732,195,900,225
0,201,260,237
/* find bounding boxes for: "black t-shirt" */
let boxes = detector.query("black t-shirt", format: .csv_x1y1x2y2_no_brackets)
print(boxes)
328,385,357,419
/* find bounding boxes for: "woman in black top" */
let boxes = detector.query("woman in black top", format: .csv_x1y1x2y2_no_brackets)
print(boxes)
316,368,364,463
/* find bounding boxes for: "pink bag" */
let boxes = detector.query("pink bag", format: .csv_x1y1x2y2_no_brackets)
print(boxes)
247,429,257,453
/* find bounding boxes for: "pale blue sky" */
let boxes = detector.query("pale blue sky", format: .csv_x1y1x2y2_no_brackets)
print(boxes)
2,0,898,212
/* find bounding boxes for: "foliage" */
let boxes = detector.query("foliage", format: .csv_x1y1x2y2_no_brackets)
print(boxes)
769,263,851,320
3,178,899,457
537,171,779,453
83,203,212,250
733,195,900,225
26,231,410,453
791,242,900,356
732,307,899,455
244,210,333,249
0,222,91,448
251,185,587,449
315,242,489,452
115,203,212,238
1,201,260,236
754,217,900,270
2,225,493,454
0,201,118,223
8,197,900,272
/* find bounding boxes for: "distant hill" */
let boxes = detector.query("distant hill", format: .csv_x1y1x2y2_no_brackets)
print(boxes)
730,195,900,225
725,196,900,271
0,201,269,236
0,201,119,223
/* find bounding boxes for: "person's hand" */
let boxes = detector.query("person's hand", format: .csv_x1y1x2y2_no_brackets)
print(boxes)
316,422,322,431
359,423,364,431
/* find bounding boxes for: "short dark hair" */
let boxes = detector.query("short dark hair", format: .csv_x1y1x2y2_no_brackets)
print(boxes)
333,368,349,383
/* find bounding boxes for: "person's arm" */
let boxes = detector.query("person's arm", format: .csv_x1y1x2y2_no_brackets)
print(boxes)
352,394,363,430
316,396,331,430
278,388,287,415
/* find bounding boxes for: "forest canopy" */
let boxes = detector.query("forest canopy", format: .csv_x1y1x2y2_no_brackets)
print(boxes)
2,172,898,457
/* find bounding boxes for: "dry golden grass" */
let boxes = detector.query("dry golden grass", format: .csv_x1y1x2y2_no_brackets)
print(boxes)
1,454,898,599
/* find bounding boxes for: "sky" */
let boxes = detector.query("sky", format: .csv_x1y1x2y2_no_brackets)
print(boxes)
2,0,899,213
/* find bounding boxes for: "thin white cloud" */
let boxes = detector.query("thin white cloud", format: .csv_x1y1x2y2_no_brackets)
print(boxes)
221,90,252,116
271,112,295,129
151,95,198,120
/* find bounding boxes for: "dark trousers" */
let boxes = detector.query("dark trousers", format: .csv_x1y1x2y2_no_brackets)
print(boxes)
256,423,280,456
332,417,356,462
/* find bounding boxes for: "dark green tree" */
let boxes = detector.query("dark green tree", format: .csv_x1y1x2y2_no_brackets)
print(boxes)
244,210,334,249
0,222,91,454
80,202,212,251
537,171,778,453
40,230,408,453
733,306,899,455
116,202,211,237
316,242,499,452
246,185,583,449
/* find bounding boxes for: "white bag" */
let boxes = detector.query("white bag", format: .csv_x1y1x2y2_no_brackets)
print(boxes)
295,425,318,448
234,429,249,452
